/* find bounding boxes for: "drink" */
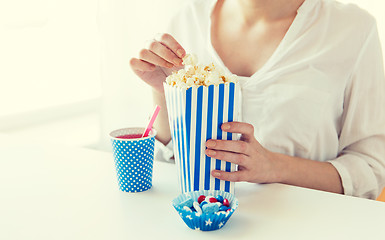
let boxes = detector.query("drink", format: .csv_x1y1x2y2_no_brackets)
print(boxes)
116,134,143,139
109,127,157,193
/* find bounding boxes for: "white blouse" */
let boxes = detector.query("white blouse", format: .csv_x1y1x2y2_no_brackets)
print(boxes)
156,0,385,199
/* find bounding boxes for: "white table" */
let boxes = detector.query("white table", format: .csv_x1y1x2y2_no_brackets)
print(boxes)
1,134,384,240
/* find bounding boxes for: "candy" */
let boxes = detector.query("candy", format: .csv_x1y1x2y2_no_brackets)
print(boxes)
216,195,224,203
186,194,232,215
219,205,230,212
204,196,214,203
202,203,220,214
223,198,230,207
193,201,202,215
179,196,194,208
208,197,218,203
200,201,208,208
197,195,206,204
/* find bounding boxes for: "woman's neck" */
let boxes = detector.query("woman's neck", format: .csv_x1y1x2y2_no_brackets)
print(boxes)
235,0,306,24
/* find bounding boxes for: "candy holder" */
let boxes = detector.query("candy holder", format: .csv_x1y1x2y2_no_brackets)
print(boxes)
172,190,239,231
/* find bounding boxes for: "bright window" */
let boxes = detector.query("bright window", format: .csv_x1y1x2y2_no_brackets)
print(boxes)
0,0,101,118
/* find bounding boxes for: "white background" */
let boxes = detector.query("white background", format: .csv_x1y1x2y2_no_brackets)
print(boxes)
0,0,384,150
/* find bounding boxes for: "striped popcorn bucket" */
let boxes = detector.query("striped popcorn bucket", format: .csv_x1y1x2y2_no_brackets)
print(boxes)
164,82,241,194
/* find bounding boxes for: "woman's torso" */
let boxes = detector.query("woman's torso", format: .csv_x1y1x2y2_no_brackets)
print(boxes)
166,0,376,161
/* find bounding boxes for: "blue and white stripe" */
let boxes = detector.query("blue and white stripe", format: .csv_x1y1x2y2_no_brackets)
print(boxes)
164,82,240,194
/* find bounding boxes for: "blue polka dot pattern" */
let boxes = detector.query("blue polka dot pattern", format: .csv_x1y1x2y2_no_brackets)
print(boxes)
110,128,156,193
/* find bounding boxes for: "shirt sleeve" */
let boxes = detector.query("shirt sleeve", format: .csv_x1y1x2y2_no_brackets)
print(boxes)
154,138,175,163
328,21,385,199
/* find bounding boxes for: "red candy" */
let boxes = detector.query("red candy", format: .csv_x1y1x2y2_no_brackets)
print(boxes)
197,195,206,204
208,197,218,203
223,198,230,207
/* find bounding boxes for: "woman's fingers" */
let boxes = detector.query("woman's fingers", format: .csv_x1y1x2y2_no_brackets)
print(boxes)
157,33,186,58
130,33,185,92
132,33,186,73
206,139,250,155
139,48,174,69
148,40,182,66
221,122,255,142
129,58,156,72
205,149,249,165
211,170,245,182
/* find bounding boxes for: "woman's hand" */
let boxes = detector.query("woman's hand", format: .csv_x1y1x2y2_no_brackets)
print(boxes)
129,33,186,92
206,122,343,194
205,122,281,184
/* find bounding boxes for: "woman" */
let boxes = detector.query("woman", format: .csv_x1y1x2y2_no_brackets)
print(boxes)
129,0,385,199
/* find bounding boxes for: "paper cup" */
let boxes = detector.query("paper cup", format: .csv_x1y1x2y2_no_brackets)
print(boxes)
164,82,241,194
172,190,239,231
109,127,156,193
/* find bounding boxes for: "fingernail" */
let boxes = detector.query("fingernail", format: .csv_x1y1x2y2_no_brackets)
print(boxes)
222,123,230,130
173,58,182,65
166,63,174,68
207,150,216,156
212,171,220,177
206,141,216,148
177,49,185,58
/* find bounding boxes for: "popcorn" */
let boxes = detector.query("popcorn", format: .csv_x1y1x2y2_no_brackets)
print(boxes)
165,54,238,89
182,53,198,66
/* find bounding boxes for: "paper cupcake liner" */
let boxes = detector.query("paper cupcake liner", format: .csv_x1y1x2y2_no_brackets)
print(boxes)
164,83,241,194
172,190,239,231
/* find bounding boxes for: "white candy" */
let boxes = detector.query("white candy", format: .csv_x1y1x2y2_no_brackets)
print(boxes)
204,195,215,203
193,201,202,214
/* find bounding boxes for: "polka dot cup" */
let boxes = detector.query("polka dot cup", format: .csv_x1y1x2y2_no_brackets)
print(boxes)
110,127,156,193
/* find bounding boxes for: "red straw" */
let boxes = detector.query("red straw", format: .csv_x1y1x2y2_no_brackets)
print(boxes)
142,105,161,138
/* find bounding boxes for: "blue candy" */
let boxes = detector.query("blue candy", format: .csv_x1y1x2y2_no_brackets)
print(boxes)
179,196,193,208
216,195,224,203
200,201,208,208
219,205,230,212
202,202,220,214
